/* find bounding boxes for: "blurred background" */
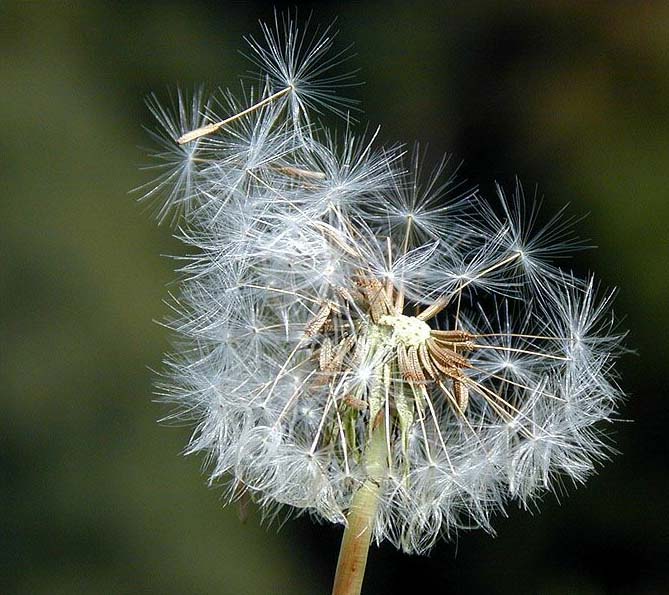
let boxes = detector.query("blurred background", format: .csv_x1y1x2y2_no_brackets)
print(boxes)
2,1,668,594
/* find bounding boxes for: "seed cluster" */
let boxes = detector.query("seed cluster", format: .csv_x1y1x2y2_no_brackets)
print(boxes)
143,14,625,553
307,274,475,438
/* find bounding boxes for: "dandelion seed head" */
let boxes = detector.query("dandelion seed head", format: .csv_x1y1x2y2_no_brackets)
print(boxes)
142,14,626,555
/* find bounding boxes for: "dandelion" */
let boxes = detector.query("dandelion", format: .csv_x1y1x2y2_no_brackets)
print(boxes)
141,14,625,595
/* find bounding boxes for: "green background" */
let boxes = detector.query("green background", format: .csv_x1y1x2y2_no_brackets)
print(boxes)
2,2,667,594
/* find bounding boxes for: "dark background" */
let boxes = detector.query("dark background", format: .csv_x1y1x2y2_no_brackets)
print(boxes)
2,2,668,594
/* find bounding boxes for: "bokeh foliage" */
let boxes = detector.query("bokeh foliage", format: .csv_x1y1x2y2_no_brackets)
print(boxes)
2,2,667,593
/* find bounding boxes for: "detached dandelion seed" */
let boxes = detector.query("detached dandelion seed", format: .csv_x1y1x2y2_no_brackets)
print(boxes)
141,13,626,595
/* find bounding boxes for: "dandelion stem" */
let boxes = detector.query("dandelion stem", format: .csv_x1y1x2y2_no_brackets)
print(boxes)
332,415,387,595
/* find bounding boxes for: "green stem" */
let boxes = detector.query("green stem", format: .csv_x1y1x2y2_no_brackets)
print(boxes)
331,417,387,595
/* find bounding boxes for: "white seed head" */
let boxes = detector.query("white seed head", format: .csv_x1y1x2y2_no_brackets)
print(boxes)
142,14,626,555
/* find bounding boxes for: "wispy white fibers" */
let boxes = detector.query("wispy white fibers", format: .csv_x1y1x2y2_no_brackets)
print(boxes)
142,14,625,554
